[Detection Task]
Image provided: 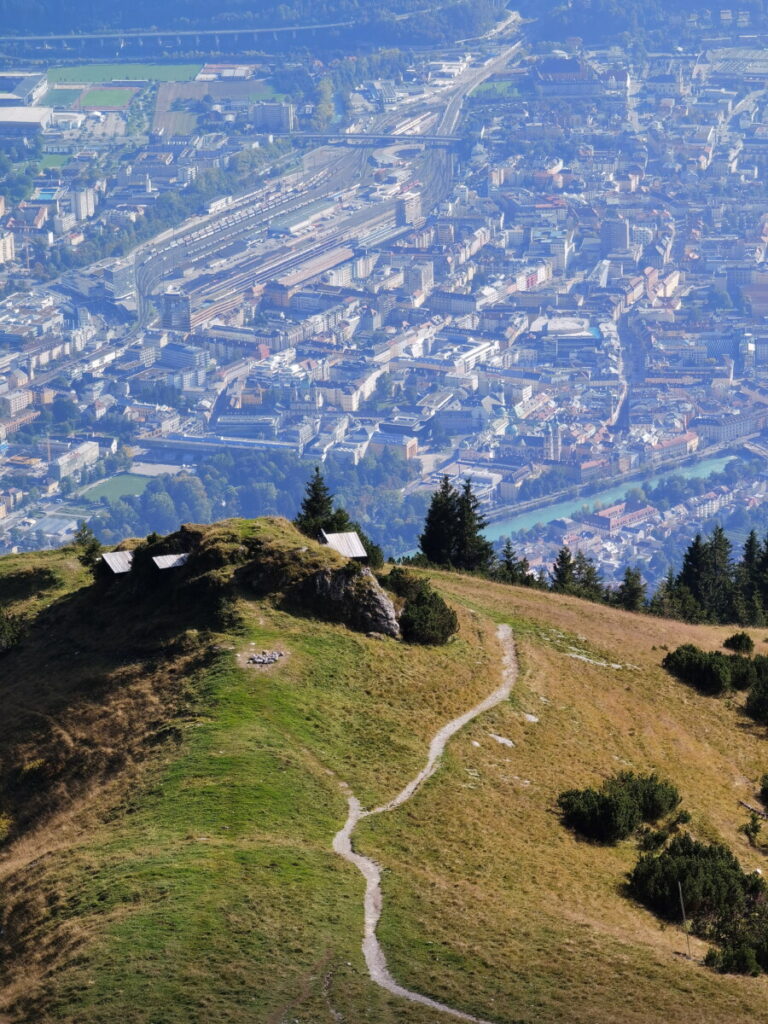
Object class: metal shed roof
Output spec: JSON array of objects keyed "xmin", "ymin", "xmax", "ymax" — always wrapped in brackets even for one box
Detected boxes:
[
  {"xmin": 320, "ymin": 530, "xmax": 367, "ymax": 559},
  {"xmin": 152, "ymin": 552, "xmax": 190, "ymax": 570},
  {"xmin": 101, "ymin": 550, "xmax": 134, "ymax": 574}
]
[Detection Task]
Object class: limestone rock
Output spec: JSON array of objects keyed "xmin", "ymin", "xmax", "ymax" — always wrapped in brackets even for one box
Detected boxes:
[{"xmin": 306, "ymin": 567, "xmax": 400, "ymax": 638}]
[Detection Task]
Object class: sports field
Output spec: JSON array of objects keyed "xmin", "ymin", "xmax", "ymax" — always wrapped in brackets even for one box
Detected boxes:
[
  {"xmin": 42, "ymin": 87, "xmax": 81, "ymax": 108},
  {"xmin": 48, "ymin": 63, "xmax": 202, "ymax": 84},
  {"xmin": 78, "ymin": 87, "xmax": 137, "ymax": 109},
  {"xmin": 82, "ymin": 473, "xmax": 150, "ymax": 501},
  {"xmin": 153, "ymin": 78, "xmax": 281, "ymax": 134},
  {"xmin": 39, "ymin": 154, "xmax": 70, "ymax": 169}
]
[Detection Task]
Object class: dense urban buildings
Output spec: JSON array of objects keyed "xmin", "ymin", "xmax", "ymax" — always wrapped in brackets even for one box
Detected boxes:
[{"xmin": 2, "ymin": 11, "xmax": 768, "ymax": 584}]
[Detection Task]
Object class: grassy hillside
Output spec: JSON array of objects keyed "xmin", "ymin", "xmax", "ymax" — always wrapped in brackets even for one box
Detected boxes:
[{"xmin": 2, "ymin": 519, "xmax": 768, "ymax": 1022}]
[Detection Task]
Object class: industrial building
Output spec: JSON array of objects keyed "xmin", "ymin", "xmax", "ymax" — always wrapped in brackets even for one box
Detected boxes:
[
  {"xmin": 251, "ymin": 102, "xmax": 296, "ymax": 132},
  {"xmin": 0, "ymin": 71, "xmax": 48, "ymax": 106},
  {"xmin": 0, "ymin": 106, "xmax": 53, "ymax": 138},
  {"xmin": 160, "ymin": 289, "xmax": 192, "ymax": 332},
  {"xmin": 0, "ymin": 231, "xmax": 15, "ymax": 265}
]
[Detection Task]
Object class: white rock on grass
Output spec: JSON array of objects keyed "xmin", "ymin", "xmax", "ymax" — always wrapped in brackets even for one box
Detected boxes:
[{"xmin": 488, "ymin": 733, "xmax": 515, "ymax": 747}]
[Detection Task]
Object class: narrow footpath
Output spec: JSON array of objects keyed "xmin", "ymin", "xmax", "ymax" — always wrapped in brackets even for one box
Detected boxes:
[{"xmin": 333, "ymin": 623, "xmax": 518, "ymax": 1023}]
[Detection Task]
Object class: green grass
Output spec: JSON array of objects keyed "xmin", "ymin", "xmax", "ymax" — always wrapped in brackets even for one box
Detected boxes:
[
  {"xmin": 48, "ymin": 63, "xmax": 202, "ymax": 84},
  {"xmin": 243, "ymin": 82, "xmax": 281, "ymax": 100},
  {"xmin": 41, "ymin": 87, "xmax": 81, "ymax": 108},
  {"xmin": 78, "ymin": 87, "xmax": 137, "ymax": 109},
  {"xmin": 82, "ymin": 473, "xmax": 151, "ymax": 502},
  {"xmin": 35, "ymin": 654, "xmax": 367, "ymax": 1023},
  {"xmin": 39, "ymin": 153, "xmax": 70, "ymax": 169},
  {"xmin": 0, "ymin": 521, "xmax": 502, "ymax": 1022},
  {"xmin": 9, "ymin": 592, "xmax": 495, "ymax": 1022},
  {"xmin": 361, "ymin": 572, "xmax": 768, "ymax": 1022},
  {"xmin": 471, "ymin": 78, "xmax": 519, "ymax": 97},
  {"xmin": 8, "ymin": 522, "xmax": 768, "ymax": 1022},
  {"xmin": 0, "ymin": 547, "xmax": 87, "ymax": 618}
]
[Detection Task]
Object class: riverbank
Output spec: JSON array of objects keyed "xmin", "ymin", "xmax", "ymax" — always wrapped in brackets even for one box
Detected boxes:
[{"xmin": 484, "ymin": 454, "xmax": 738, "ymax": 542}]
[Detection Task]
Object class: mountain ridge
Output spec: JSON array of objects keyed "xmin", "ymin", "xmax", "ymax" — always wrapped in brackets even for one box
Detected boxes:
[{"xmin": 2, "ymin": 518, "xmax": 768, "ymax": 1022}]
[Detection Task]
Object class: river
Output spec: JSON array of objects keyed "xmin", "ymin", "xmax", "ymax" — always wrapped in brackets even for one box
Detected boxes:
[{"xmin": 483, "ymin": 455, "xmax": 737, "ymax": 542}]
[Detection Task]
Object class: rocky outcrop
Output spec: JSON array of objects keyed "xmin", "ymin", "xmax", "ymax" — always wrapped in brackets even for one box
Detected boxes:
[
  {"xmin": 305, "ymin": 567, "xmax": 400, "ymax": 638},
  {"xmin": 231, "ymin": 529, "xmax": 400, "ymax": 638}
]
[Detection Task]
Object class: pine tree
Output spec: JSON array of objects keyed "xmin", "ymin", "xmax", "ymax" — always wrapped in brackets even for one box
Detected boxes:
[
  {"xmin": 734, "ymin": 530, "xmax": 762, "ymax": 625},
  {"xmin": 678, "ymin": 533, "xmax": 707, "ymax": 609},
  {"xmin": 755, "ymin": 531, "xmax": 768, "ymax": 614},
  {"xmin": 294, "ymin": 467, "xmax": 382, "ymax": 566},
  {"xmin": 74, "ymin": 520, "xmax": 102, "ymax": 574},
  {"xmin": 648, "ymin": 568, "xmax": 679, "ymax": 619},
  {"xmin": 616, "ymin": 566, "xmax": 647, "ymax": 611},
  {"xmin": 497, "ymin": 539, "xmax": 532, "ymax": 585},
  {"xmin": 294, "ymin": 467, "xmax": 335, "ymax": 538},
  {"xmin": 352, "ymin": 525, "xmax": 384, "ymax": 568},
  {"xmin": 750, "ymin": 593, "xmax": 766, "ymax": 628},
  {"xmin": 419, "ymin": 476, "xmax": 460, "ymax": 566},
  {"xmin": 743, "ymin": 529, "xmax": 760, "ymax": 583},
  {"xmin": 500, "ymin": 539, "xmax": 517, "ymax": 575},
  {"xmin": 550, "ymin": 546, "xmax": 576, "ymax": 593},
  {"xmin": 651, "ymin": 562, "xmax": 709, "ymax": 624},
  {"xmin": 572, "ymin": 550, "xmax": 604, "ymax": 602},
  {"xmin": 702, "ymin": 526, "xmax": 734, "ymax": 623},
  {"xmin": 454, "ymin": 479, "xmax": 494, "ymax": 572}
]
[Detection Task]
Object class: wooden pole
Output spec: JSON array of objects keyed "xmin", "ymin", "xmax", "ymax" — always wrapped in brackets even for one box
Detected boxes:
[{"xmin": 678, "ymin": 880, "xmax": 692, "ymax": 959}]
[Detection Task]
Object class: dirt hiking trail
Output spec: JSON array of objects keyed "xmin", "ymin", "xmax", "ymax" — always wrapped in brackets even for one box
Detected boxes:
[{"xmin": 333, "ymin": 622, "xmax": 517, "ymax": 1023}]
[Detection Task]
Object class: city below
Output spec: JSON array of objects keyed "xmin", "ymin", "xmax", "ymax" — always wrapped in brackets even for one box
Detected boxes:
[{"xmin": 2, "ymin": 8, "xmax": 768, "ymax": 587}]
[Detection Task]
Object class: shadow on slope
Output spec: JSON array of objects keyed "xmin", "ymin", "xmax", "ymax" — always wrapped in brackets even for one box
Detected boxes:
[{"xmin": 0, "ymin": 516, "xmax": 400, "ymax": 846}]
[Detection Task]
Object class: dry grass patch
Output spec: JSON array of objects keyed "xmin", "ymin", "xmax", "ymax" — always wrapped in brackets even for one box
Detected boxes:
[{"xmin": 359, "ymin": 574, "xmax": 768, "ymax": 1022}]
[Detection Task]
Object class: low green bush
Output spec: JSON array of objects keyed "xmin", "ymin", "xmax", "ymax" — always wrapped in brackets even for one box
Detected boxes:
[
  {"xmin": 730, "ymin": 657, "xmax": 758, "ymax": 691},
  {"xmin": 628, "ymin": 832, "xmax": 757, "ymax": 922},
  {"xmin": 557, "ymin": 771, "xmax": 681, "ymax": 844},
  {"xmin": 662, "ymin": 644, "xmax": 731, "ymax": 694},
  {"xmin": 662, "ymin": 644, "xmax": 760, "ymax": 695},
  {"xmin": 611, "ymin": 771, "xmax": 680, "ymax": 820},
  {"xmin": 385, "ymin": 566, "xmax": 424, "ymax": 603},
  {"xmin": 629, "ymin": 832, "xmax": 768, "ymax": 975},
  {"xmin": 707, "ymin": 944, "xmax": 761, "ymax": 976},
  {"xmin": 724, "ymin": 631, "xmax": 755, "ymax": 654},
  {"xmin": 746, "ymin": 675, "xmax": 768, "ymax": 725},
  {"xmin": 558, "ymin": 786, "xmax": 640, "ymax": 843},
  {"xmin": 638, "ymin": 827, "xmax": 668, "ymax": 852},
  {"xmin": 0, "ymin": 610, "xmax": 26, "ymax": 655},
  {"xmin": 399, "ymin": 583, "xmax": 458, "ymax": 645},
  {"xmin": 753, "ymin": 654, "xmax": 768, "ymax": 682},
  {"xmin": 385, "ymin": 568, "xmax": 459, "ymax": 646}
]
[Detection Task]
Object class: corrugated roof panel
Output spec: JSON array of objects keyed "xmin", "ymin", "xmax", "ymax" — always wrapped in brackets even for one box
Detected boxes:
[
  {"xmin": 320, "ymin": 530, "xmax": 367, "ymax": 559},
  {"xmin": 152, "ymin": 553, "xmax": 190, "ymax": 570},
  {"xmin": 102, "ymin": 551, "xmax": 134, "ymax": 574}
]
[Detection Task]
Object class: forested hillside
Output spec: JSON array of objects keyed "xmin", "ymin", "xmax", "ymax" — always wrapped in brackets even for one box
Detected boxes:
[
  {"xmin": 85, "ymin": 450, "xmax": 427, "ymax": 557},
  {"xmin": 0, "ymin": 0, "xmax": 500, "ymax": 41},
  {"xmin": 516, "ymin": 0, "xmax": 767, "ymax": 44}
]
